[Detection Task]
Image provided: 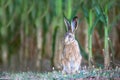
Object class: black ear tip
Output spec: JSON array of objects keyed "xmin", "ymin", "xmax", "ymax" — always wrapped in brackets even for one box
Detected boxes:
[
  {"xmin": 73, "ymin": 16, "xmax": 78, "ymax": 21},
  {"xmin": 74, "ymin": 16, "xmax": 78, "ymax": 18}
]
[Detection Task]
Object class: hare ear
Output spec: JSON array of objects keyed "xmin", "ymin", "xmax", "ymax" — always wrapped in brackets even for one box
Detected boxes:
[
  {"xmin": 71, "ymin": 16, "xmax": 78, "ymax": 33},
  {"xmin": 64, "ymin": 17, "xmax": 71, "ymax": 31}
]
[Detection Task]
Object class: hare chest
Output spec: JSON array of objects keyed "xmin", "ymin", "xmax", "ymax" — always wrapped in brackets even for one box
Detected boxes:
[
  {"xmin": 62, "ymin": 41, "xmax": 82, "ymax": 73},
  {"xmin": 63, "ymin": 41, "xmax": 81, "ymax": 61}
]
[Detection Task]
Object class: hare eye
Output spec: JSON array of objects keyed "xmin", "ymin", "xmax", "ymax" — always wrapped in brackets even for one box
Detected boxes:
[{"xmin": 69, "ymin": 35, "xmax": 72, "ymax": 38}]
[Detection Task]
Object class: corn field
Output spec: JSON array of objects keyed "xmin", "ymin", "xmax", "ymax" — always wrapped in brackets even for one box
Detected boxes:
[{"xmin": 0, "ymin": 0, "xmax": 120, "ymax": 72}]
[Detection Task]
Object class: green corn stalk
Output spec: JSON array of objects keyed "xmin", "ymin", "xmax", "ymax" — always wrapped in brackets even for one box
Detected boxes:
[
  {"xmin": 51, "ymin": 26, "xmax": 59, "ymax": 68},
  {"xmin": 67, "ymin": 0, "xmax": 72, "ymax": 19},
  {"xmin": 104, "ymin": 5, "xmax": 110, "ymax": 69},
  {"xmin": 0, "ymin": 0, "xmax": 8, "ymax": 67},
  {"xmin": 34, "ymin": 0, "xmax": 49, "ymax": 70},
  {"xmin": 104, "ymin": 25, "xmax": 110, "ymax": 68},
  {"xmin": 51, "ymin": 0, "xmax": 62, "ymax": 68},
  {"xmin": 97, "ymin": 0, "xmax": 115, "ymax": 69},
  {"xmin": 20, "ymin": 0, "xmax": 31, "ymax": 63},
  {"xmin": 82, "ymin": 9, "xmax": 94, "ymax": 67},
  {"xmin": 82, "ymin": 4, "xmax": 94, "ymax": 67},
  {"xmin": 94, "ymin": 0, "xmax": 116, "ymax": 68},
  {"xmin": 88, "ymin": 10, "xmax": 93, "ymax": 67},
  {"xmin": 95, "ymin": 0, "xmax": 119, "ymax": 69},
  {"xmin": 55, "ymin": 0, "xmax": 62, "ymax": 16},
  {"xmin": 81, "ymin": 0, "xmax": 103, "ymax": 67},
  {"xmin": 63, "ymin": 0, "xmax": 72, "ymax": 19}
]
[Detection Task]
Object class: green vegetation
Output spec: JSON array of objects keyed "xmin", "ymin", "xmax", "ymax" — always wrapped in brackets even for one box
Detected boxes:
[
  {"xmin": 0, "ymin": 68, "xmax": 120, "ymax": 79},
  {"xmin": 0, "ymin": 0, "xmax": 120, "ymax": 74}
]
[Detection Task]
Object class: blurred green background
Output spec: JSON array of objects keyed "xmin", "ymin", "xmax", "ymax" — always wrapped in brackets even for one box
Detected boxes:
[{"xmin": 0, "ymin": 0, "xmax": 120, "ymax": 72}]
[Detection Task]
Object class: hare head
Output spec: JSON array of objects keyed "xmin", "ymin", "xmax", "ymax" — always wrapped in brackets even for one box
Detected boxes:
[{"xmin": 64, "ymin": 16, "xmax": 78, "ymax": 45}]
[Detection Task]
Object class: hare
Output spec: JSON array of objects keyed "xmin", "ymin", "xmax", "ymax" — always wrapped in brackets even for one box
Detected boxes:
[{"xmin": 61, "ymin": 16, "xmax": 82, "ymax": 74}]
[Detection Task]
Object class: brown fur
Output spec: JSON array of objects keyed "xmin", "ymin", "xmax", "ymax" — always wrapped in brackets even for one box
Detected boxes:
[
  {"xmin": 61, "ymin": 40, "xmax": 82, "ymax": 74},
  {"xmin": 61, "ymin": 16, "xmax": 82, "ymax": 74}
]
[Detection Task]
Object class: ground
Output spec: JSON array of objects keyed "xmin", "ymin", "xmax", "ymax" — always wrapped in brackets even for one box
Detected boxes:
[{"xmin": 0, "ymin": 68, "xmax": 120, "ymax": 80}]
